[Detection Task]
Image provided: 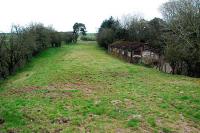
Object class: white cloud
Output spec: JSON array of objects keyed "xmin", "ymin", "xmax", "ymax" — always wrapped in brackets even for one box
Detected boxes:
[{"xmin": 0, "ymin": 0, "xmax": 168, "ymax": 33}]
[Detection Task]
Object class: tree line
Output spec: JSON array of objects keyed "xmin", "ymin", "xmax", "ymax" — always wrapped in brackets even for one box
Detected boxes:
[
  {"xmin": 97, "ymin": 0, "xmax": 200, "ymax": 77},
  {"xmin": 0, "ymin": 23, "xmax": 74, "ymax": 79},
  {"xmin": 0, "ymin": 21, "xmax": 87, "ymax": 80}
]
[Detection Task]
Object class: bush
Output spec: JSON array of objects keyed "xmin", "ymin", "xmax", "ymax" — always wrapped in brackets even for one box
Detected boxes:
[
  {"xmin": 50, "ymin": 32, "xmax": 62, "ymax": 47},
  {"xmin": 0, "ymin": 23, "xmax": 62, "ymax": 79},
  {"xmin": 60, "ymin": 32, "xmax": 74, "ymax": 44},
  {"xmin": 0, "ymin": 34, "xmax": 9, "ymax": 79},
  {"xmin": 97, "ymin": 28, "xmax": 115, "ymax": 48}
]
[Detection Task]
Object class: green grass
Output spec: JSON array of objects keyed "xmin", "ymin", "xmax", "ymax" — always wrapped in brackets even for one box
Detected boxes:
[
  {"xmin": 0, "ymin": 42, "xmax": 200, "ymax": 132},
  {"xmin": 127, "ymin": 119, "xmax": 140, "ymax": 128}
]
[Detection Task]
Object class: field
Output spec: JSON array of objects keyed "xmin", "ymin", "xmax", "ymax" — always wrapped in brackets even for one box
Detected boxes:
[
  {"xmin": 79, "ymin": 33, "xmax": 96, "ymax": 41},
  {"xmin": 0, "ymin": 41, "xmax": 200, "ymax": 132}
]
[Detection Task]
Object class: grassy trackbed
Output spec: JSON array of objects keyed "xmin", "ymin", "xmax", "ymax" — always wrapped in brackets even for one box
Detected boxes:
[{"xmin": 0, "ymin": 42, "xmax": 200, "ymax": 132}]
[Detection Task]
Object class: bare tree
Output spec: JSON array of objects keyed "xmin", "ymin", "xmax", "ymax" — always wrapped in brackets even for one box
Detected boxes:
[{"xmin": 160, "ymin": 0, "xmax": 200, "ymax": 76}]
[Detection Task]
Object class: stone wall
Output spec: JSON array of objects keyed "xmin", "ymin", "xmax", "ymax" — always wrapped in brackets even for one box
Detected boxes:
[
  {"xmin": 108, "ymin": 47, "xmax": 172, "ymax": 74},
  {"xmin": 108, "ymin": 47, "xmax": 141, "ymax": 63}
]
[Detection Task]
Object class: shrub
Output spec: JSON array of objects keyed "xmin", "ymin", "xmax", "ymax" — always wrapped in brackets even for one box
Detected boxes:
[
  {"xmin": 0, "ymin": 23, "xmax": 62, "ymax": 79},
  {"xmin": 60, "ymin": 32, "xmax": 74, "ymax": 44},
  {"xmin": 0, "ymin": 34, "xmax": 9, "ymax": 79},
  {"xmin": 50, "ymin": 32, "xmax": 62, "ymax": 47},
  {"xmin": 97, "ymin": 28, "xmax": 115, "ymax": 48}
]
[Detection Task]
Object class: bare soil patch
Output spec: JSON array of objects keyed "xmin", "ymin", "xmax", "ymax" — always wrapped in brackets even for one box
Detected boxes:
[
  {"xmin": 48, "ymin": 82, "xmax": 94, "ymax": 96},
  {"xmin": 52, "ymin": 117, "xmax": 70, "ymax": 124},
  {"xmin": 1, "ymin": 86, "xmax": 41, "ymax": 96}
]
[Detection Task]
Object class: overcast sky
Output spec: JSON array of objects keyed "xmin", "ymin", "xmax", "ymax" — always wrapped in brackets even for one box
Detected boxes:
[{"xmin": 0, "ymin": 0, "xmax": 168, "ymax": 33}]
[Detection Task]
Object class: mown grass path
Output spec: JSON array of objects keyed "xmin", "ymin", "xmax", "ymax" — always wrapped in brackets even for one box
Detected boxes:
[{"xmin": 0, "ymin": 42, "xmax": 200, "ymax": 132}]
